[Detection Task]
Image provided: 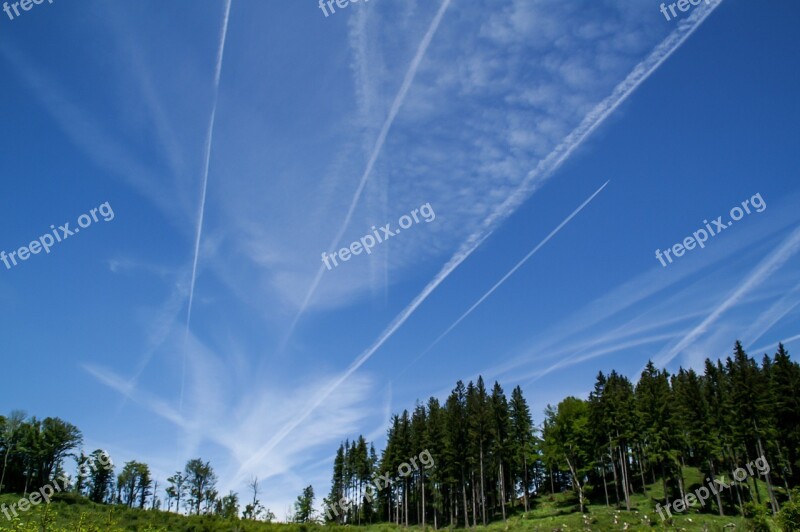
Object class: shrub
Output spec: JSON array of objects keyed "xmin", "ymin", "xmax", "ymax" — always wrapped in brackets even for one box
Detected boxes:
[
  {"xmin": 777, "ymin": 490, "xmax": 800, "ymax": 531},
  {"xmin": 744, "ymin": 501, "xmax": 771, "ymax": 532},
  {"xmin": 52, "ymin": 492, "xmax": 84, "ymax": 505}
]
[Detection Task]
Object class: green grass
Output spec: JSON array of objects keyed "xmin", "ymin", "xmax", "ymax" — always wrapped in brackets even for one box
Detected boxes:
[
  {"xmin": 506, "ymin": 489, "xmax": 753, "ymax": 531},
  {"xmin": 0, "ymin": 492, "xmax": 330, "ymax": 532},
  {"xmin": 0, "ymin": 467, "xmax": 784, "ymax": 531}
]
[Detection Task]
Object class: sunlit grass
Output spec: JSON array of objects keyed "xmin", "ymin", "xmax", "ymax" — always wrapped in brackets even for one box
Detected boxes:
[{"xmin": 0, "ymin": 467, "xmax": 782, "ymax": 532}]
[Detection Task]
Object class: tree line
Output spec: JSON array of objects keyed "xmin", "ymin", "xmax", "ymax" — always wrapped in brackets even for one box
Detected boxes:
[
  {"xmin": 324, "ymin": 341, "xmax": 800, "ymax": 527},
  {"xmin": 0, "ymin": 415, "xmax": 284, "ymax": 521},
  {"xmin": 2, "ymin": 340, "xmax": 799, "ymax": 527},
  {"xmin": 325, "ymin": 379, "xmax": 538, "ymax": 527}
]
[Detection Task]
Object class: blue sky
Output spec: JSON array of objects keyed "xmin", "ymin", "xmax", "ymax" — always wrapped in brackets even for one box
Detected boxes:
[{"xmin": 1, "ymin": 0, "xmax": 798, "ymax": 518}]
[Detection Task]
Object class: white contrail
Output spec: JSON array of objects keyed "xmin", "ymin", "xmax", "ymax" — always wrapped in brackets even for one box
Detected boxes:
[
  {"xmin": 452, "ymin": 0, "xmax": 724, "ymax": 261},
  {"xmin": 742, "ymin": 281, "xmax": 800, "ymax": 348},
  {"xmin": 181, "ymin": 0, "xmax": 232, "ymax": 411},
  {"xmin": 281, "ymin": 0, "xmax": 453, "ymax": 349},
  {"xmin": 654, "ymin": 226, "xmax": 800, "ymax": 368},
  {"xmin": 236, "ymin": 0, "xmax": 723, "ymax": 478},
  {"xmin": 400, "ymin": 181, "xmax": 610, "ymax": 376},
  {"xmin": 751, "ymin": 332, "xmax": 800, "ymax": 355}
]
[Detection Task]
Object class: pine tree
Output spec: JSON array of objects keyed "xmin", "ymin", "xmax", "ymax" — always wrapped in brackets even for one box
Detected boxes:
[
  {"xmin": 509, "ymin": 385, "xmax": 534, "ymax": 512},
  {"xmin": 770, "ymin": 343, "xmax": 800, "ymax": 485},
  {"xmin": 327, "ymin": 444, "xmax": 345, "ymax": 523},
  {"xmin": 444, "ymin": 381, "xmax": 468, "ymax": 527},
  {"xmin": 322, "ymin": 342, "xmax": 800, "ymax": 527},
  {"xmin": 635, "ymin": 362, "xmax": 675, "ymax": 505},
  {"xmin": 489, "ymin": 381, "xmax": 510, "ymax": 522},
  {"xmin": 467, "ymin": 377, "xmax": 491, "ymax": 526}
]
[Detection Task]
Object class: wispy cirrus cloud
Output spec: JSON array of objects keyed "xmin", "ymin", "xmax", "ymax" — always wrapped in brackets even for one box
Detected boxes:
[
  {"xmin": 243, "ymin": 0, "xmax": 725, "ymax": 477},
  {"xmin": 198, "ymin": 0, "xmax": 682, "ymax": 321},
  {"xmin": 54, "ymin": 0, "xmax": 791, "ymax": 517},
  {"xmin": 182, "ymin": 0, "xmax": 233, "ymax": 411},
  {"xmin": 473, "ymin": 212, "xmax": 800, "ymax": 393},
  {"xmin": 653, "ymin": 225, "xmax": 800, "ymax": 368},
  {"xmin": 281, "ymin": 0, "xmax": 453, "ymax": 349}
]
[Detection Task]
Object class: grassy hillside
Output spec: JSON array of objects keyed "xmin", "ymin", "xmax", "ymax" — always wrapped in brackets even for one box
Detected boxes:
[{"xmin": 0, "ymin": 471, "xmax": 783, "ymax": 532}]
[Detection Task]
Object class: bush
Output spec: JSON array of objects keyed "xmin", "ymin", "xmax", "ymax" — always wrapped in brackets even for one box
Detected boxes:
[
  {"xmin": 777, "ymin": 491, "xmax": 800, "ymax": 531},
  {"xmin": 744, "ymin": 501, "xmax": 771, "ymax": 532},
  {"xmin": 51, "ymin": 492, "xmax": 84, "ymax": 505}
]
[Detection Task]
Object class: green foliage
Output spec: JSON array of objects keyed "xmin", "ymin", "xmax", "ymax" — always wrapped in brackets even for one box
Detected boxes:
[
  {"xmin": 744, "ymin": 501, "xmax": 772, "ymax": 531},
  {"xmin": 117, "ymin": 460, "xmax": 152, "ymax": 508},
  {"xmin": 0, "ymin": 413, "xmax": 82, "ymax": 495},
  {"xmin": 85, "ymin": 449, "xmax": 114, "ymax": 503},
  {"xmin": 543, "ymin": 397, "xmax": 592, "ymax": 512},
  {"xmin": 3, "ymin": 341, "xmax": 799, "ymax": 530},
  {"xmin": 777, "ymin": 490, "xmax": 800, "ymax": 531},
  {"xmin": 184, "ymin": 458, "xmax": 217, "ymax": 515},
  {"xmin": 293, "ymin": 485, "xmax": 314, "ymax": 523}
]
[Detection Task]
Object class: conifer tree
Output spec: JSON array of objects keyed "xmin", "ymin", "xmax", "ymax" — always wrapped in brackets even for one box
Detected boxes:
[{"xmin": 509, "ymin": 385, "xmax": 534, "ymax": 512}]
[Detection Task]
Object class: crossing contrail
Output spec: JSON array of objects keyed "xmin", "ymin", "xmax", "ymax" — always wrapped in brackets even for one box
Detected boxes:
[
  {"xmin": 400, "ymin": 180, "xmax": 610, "ymax": 377},
  {"xmin": 280, "ymin": 0, "xmax": 453, "ymax": 350},
  {"xmin": 751, "ymin": 332, "xmax": 800, "ymax": 355},
  {"xmin": 654, "ymin": 225, "xmax": 800, "ymax": 368},
  {"xmin": 181, "ymin": 0, "xmax": 232, "ymax": 412},
  {"xmin": 234, "ymin": 0, "xmax": 724, "ymax": 479}
]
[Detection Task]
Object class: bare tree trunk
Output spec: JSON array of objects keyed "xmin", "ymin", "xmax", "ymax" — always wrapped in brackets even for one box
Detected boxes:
[
  {"xmin": 744, "ymin": 448, "xmax": 761, "ymax": 505},
  {"xmin": 756, "ymin": 437, "xmax": 778, "ymax": 514},
  {"xmin": 450, "ymin": 483, "xmax": 455, "ymax": 528},
  {"xmin": 0, "ymin": 449, "xmax": 10, "ymax": 493},
  {"xmin": 471, "ymin": 472, "xmax": 477, "ymax": 529},
  {"xmin": 462, "ymin": 476, "xmax": 470, "ymax": 529},
  {"xmin": 729, "ymin": 449, "xmax": 745, "ymax": 516},
  {"xmin": 777, "ymin": 447, "xmax": 792, "ymax": 497},
  {"xmin": 600, "ymin": 460, "xmax": 610, "ymax": 507},
  {"xmin": 638, "ymin": 445, "xmax": 648, "ymax": 495},
  {"xmin": 708, "ymin": 459, "xmax": 724, "ymax": 516},
  {"xmin": 434, "ymin": 489, "xmax": 438, "ymax": 529},
  {"xmin": 608, "ymin": 438, "xmax": 621, "ymax": 507},
  {"xmin": 499, "ymin": 462, "xmax": 507, "ymax": 522},
  {"xmin": 421, "ymin": 469, "xmax": 426, "ymax": 529},
  {"xmin": 479, "ymin": 445, "xmax": 486, "ymax": 526},
  {"xmin": 151, "ymin": 480, "xmax": 159, "ymax": 510},
  {"xmin": 734, "ymin": 480, "xmax": 745, "ymax": 516},
  {"xmin": 523, "ymin": 454, "xmax": 530, "ymax": 512},
  {"xmin": 565, "ymin": 457, "xmax": 585, "ymax": 514},
  {"xmin": 404, "ymin": 478, "xmax": 409, "ymax": 527},
  {"xmin": 618, "ymin": 444, "xmax": 630, "ymax": 511}
]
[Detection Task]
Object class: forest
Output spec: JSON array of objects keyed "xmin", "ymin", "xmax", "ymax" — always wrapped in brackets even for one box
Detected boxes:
[
  {"xmin": 324, "ymin": 341, "xmax": 800, "ymax": 529},
  {"xmin": 2, "ymin": 341, "xmax": 799, "ymax": 530}
]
